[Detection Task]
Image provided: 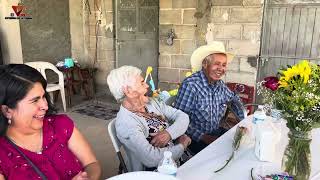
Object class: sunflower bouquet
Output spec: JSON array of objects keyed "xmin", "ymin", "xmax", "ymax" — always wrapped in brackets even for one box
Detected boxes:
[
  {"xmin": 258, "ymin": 60, "xmax": 320, "ymax": 179},
  {"xmin": 259, "ymin": 60, "xmax": 320, "ymax": 131}
]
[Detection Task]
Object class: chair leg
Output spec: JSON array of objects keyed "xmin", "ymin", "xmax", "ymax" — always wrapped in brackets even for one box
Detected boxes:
[
  {"xmin": 53, "ymin": 91, "xmax": 59, "ymax": 103},
  {"xmin": 118, "ymin": 163, "xmax": 123, "ymax": 174},
  {"xmin": 60, "ymin": 88, "xmax": 67, "ymax": 112},
  {"xmin": 48, "ymin": 92, "xmax": 54, "ymax": 104},
  {"xmin": 117, "ymin": 152, "xmax": 128, "ymax": 173},
  {"xmin": 66, "ymin": 85, "xmax": 72, "ymax": 107}
]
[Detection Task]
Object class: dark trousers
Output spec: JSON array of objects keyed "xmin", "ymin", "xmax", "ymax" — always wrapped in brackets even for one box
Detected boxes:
[
  {"xmin": 188, "ymin": 139, "xmax": 208, "ymax": 155},
  {"xmin": 188, "ymin": 127, "xmax": 228, "ymax": 155}
]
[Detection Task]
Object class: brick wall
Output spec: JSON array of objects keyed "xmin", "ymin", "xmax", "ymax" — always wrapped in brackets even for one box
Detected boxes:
[
  {"xmin": 209, "ymin": 0, "xmax": 262, "ymax": 86},
  {"xmin": 158, "ymin": 0, "xmax": 263, "ymax": 90},
  {"xmin": 88, "ymin": 0, "xmax": 114, "ymax": 86},
  {"xmin": 70, "ymin": 0, "xmax": 262, "ymax": 88},
  {"xmin": 158, "ymin": 0, "xmax": 197, "ymax": 90}
]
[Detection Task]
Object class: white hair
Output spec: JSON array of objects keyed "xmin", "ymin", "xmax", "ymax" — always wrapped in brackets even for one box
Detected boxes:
[{"xmin": 107, "ymin": 65, "xmax": 142, "ymax": 101}]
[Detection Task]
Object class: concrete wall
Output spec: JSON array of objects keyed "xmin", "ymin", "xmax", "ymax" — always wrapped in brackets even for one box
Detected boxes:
[
  {"xmin": 71, "ymin": 0, "xmax": 262, "ymax": 88},
  {"xmin": 69, "ymin": 0, "xmax": 87, "ymax": 65},
  {"xmin": 1, "ymin": 0, "xmax": 262, "ymax": 88},
  {"xmin": 0, "ymin": 0, "xmax": 23, "ymax": 64},
  {"xmin": 20, "ymin": 0, "xmax": 71, "ymax": 63},
  {"xmin": 70, "ymin": 0, "xmax": 114, "ymax": 87},
  {"xmin": 208, "ymin": 0, "xmax": 262, "ymax": 86},
  {"xmin": 158, "ymin": 0, "xmax": 263, "ymax": 90},
  {"xmin": 158, "ymin": 0, "xmax": 198, "ymax": 90}
]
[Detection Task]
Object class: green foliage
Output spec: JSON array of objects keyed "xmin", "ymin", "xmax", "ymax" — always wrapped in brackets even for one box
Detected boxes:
[{"xmin": 258, "ymin": 60, "xmax": 320, "ymax": 132}]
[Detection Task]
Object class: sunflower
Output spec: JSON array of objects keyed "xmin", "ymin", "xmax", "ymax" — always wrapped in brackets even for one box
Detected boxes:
[
  {"xmin": 296, "ymin": 60, "xmax": 311, "ymax": 83},
  {"xmin": 278, "ymin": 60, "xmax": 311, "ymax": 88}
]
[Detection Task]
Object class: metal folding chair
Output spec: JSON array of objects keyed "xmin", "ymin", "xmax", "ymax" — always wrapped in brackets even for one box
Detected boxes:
[{"xmin": 226, "ymin": 82, "xmax": 256, "ymax": 115}]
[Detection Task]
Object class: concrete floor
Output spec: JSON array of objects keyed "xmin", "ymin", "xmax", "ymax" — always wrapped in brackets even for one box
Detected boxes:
[{"xmin": 56, "ymin": 90, "xmax": 120, "ymax": 179}]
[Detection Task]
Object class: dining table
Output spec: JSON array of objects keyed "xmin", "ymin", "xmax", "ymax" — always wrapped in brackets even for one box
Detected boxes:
[
  {"xmin": 177, "ymin": 115, "xmax": 320, "ymax": 180},
  {"xmin": 107, "ymin": 171, "xmax": 178, "ymax": 180}
]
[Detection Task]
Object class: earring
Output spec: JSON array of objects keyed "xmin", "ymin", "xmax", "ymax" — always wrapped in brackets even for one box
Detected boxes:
[{"xmin": 8, "ymin": 118, "xmax": 11, "ymax": 125}]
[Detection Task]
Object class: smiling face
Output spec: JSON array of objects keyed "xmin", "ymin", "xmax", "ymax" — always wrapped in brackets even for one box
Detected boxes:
[
  {"xmin": 6, "ymin": 82, "xmax": 48, "ymax": 133},
  {"xmin": 203, "ymin": 53, "xmax": 227, "ymax": 83}
]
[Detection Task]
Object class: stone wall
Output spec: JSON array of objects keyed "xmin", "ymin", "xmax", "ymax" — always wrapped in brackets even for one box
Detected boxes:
[{"xmin": 158, "ymin": 0, "xmax": 263, "ymax": 90}]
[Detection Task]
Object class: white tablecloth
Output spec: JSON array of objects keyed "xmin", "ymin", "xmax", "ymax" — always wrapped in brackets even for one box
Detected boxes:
[
  {"xmin": 108, "ymin": 171, "xmax": 178, "ymax": 180},
  {"xmin": 177, "ymin": 116, "xmax": 320, "ymax": 180}
]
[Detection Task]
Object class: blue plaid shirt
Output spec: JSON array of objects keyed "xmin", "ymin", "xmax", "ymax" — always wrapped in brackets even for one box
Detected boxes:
[{"xmin": 174, "ymin": 70, "xmax": 244, "ymax": 142}]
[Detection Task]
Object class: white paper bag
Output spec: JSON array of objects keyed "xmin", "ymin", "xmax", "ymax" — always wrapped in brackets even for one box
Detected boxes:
[{"xmin": 254, "ymin": 121, "xmax": 280, "ymax": 162}]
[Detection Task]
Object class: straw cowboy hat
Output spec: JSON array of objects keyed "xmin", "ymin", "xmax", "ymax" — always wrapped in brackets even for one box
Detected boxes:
[{"xmin": 190, "ymin": 41, "xmax": 234, "ymax": 72}]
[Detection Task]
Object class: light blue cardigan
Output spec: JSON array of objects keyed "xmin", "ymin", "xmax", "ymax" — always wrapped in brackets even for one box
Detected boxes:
[{"xmin": 115, "ymin": 98, "xmax": 189, "ymax": 171}]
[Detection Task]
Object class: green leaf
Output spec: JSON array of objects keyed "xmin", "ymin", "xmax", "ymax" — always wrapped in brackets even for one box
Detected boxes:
[{"xmin": 313, "ymin": 122, "xmax": 320, "ymax": 129}]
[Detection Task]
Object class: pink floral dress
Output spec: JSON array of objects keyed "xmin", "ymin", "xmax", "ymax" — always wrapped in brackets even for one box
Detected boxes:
[{"xmin": 0, "ymin": 114, "xmax": 83, "ymax": 180}]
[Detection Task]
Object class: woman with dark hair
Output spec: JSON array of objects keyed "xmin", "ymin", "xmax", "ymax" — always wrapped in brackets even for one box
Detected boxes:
[{"xmin": 0, "ymin": 64, "xmax": 101, "ymax": 180}]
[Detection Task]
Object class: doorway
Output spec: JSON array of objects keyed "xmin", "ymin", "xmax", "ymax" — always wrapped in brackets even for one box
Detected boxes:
[{"xmin": 114, "ymin": 0, "xmax": 159, "ymax": 85}]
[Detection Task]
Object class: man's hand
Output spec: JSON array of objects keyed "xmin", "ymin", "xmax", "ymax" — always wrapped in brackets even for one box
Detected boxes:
[
  {"xmin": 72, "ymin": 171, "xmax": 89, "ymax": 180},
  {"xmin": 177, "ymin": 134, "xmax": 191, "ymax": 149},
  {"xmin": 150, "ymin": 130, "xmax": 171, "ymax": 147},
  {"xmin": 200, "ymin": 134, "xmax": 219, "ymax": 145}
]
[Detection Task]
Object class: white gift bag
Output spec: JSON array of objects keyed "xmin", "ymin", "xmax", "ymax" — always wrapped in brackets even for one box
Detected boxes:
[{"xmin": 254, "ymin": 121, "xmax": 281, "ymax": 162}]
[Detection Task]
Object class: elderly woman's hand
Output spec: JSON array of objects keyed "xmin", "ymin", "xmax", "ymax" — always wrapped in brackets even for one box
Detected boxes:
[
  {"xmin": 150, "ymin": 130, "xmax": 172, "ymax": 147},
  {"xmin": 177, "ymin": 134, "xmax": 191, "ymax": 150}
]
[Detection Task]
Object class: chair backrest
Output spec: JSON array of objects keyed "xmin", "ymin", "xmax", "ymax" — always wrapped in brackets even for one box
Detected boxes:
[
  {"xmin": 220, "ymin": 98, "xmax": 248, "ymax": 130},
  {"xmin": 107, "ymin": 119, "xmax": 128, "ymax": 173},
  {"xmin": 226, "ymin": 82, "xmax": 255, "ymax": 115},
  {"xmin": 25, "ymin": 61, "xmax": 60, "ymax": 80},
  {"xmin": 108, "ymin": 119, "xmax": 121, "ymax": 152},
  {"xmin": 25, "ymin": 61, "xmax": 64, "ymax": 87}
]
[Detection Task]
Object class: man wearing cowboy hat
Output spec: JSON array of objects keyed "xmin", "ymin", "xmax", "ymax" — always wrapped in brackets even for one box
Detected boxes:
[{"xmin": 174, "ymin": 41, "xmax": 244, "ymax": 154}]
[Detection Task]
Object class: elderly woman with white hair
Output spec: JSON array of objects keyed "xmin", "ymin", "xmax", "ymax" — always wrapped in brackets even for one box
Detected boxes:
[{"xmin": 107, "ymin": 65, "xmax": 191, "ymax": 172}]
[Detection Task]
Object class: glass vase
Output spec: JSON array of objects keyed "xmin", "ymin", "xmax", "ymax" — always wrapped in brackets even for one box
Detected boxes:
[{"xmin": 281, "ymin": 129, "xmax": 312, "ymax": 180}]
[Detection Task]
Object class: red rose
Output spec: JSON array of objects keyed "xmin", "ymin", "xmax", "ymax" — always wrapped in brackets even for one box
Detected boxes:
[{"xmin": 263, "ymin": 76, "xmax": 279, "ymax": 91}]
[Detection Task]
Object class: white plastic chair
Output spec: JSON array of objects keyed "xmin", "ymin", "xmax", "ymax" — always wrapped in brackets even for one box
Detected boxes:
[
  {"xmin": 25, "ymin": 61, "xmax": 66, "ymax": 112},
  {"xmin": 107, "ymin": 119, "xmax": 128, "ymax": 173}
]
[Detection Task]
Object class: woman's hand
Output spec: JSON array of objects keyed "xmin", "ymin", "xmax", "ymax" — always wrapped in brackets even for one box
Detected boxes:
[
  {"xmin": 177, "ymin": 134, "xmax": 191, "ymax": 149},
  {"xmin": 72, "ymin": 171, "xmax": 89, "ymax": 180},
  {"xmin": 150, "ymin": 130, "xmax": 171, "ymax": 147}
]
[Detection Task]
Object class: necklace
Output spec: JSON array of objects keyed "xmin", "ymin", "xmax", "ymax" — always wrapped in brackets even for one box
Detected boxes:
[{"xmin": 8, "ymin": 130, "xmax": 43, "ymax": 154}]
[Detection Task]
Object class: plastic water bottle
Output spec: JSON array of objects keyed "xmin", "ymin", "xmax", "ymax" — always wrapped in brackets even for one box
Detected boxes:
[
  {"xmin": 251, "ymin": 105, "xmax": 267, "ymax": 140},
  {"xmin": 253, "ymin": 105, "xmax": 266, "ymax": 124},
  {"xmin": 157, "ymin": 151, "xmax": 177, "ymax": 177}
]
